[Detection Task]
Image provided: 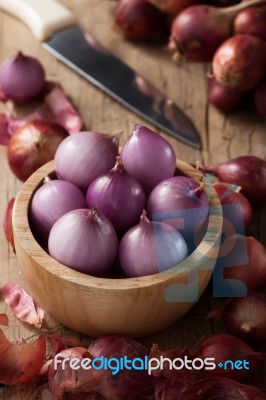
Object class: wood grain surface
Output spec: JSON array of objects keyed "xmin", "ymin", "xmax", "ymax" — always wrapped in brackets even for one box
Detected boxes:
[{"xmin": 0, "ymin": 0, "xmax": 265, "ymax": 398}]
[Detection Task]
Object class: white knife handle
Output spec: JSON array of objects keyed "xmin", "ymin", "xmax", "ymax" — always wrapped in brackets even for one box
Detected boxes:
[{"xmin": 0, "ymin": 0, "xmax": 75, "ymax": 41}]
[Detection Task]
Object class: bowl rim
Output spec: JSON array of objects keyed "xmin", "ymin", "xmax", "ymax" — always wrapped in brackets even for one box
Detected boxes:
[{"xmin": 12, "ymin": 159, "xmax": 223, "ymax": 290}]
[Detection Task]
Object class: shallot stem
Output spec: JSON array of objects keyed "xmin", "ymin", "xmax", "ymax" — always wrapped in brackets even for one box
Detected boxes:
[{"xmin": 221, "ymin": 0, "xmax": 266, "ymax": 17}]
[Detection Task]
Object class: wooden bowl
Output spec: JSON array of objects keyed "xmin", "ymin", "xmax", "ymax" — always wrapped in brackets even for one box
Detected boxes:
[{"xmin": 12, "ymin": 159, "xmax": 222, "ymax": 338}]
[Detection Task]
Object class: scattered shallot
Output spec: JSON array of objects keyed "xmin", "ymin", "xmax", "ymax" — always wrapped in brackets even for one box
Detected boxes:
[
  {"xmin": 200, "ymin": 156, "xmax": 266, "ymax": 205},
  {"xmin": 212, "ymin": 34, "xmax": 266, "ymax": 91},
  {"xmin": 234, "ymin": 6, "xmax": 266, "ymax": 41},
  {"xmin": 208, "ymin": 78, "xmax": 243, "ymax": 112},
  {"xmin": 7, "ymin": 120, "xmax": 69, "ymax": 181},
  {"xmin": 223, "ymin": 235, "xmax": 266, "ymax": 293},
  {"xmin": 0, "ymin": 52, "xmax": 45, "ymax": 103},
  {"xmin": 114, "ymin": 0, "xmax": 165, "ymax": 41},
  {"xmin": 195, "ymin": 333, "xmax": 262, "ymax": 381},
  {"xmin": 213, "ymin": 182, "xmax": 253, "ymax": 231},
  {"xmin": 211, "ymin": 292, "xmax": 266, "ymax": 343},
  {"xmin": 147, "ymin": 0, "xmax": 198, "ymax": 14}
]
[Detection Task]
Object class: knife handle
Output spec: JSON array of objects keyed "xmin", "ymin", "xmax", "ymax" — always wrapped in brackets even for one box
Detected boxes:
[{"xmin": 0, "ymin": 0, "xmax": 75, "ymax": 41}]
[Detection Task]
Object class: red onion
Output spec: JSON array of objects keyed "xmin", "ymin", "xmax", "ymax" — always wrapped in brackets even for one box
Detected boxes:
[
  {"xmin": 30, "ymin": 179, "xmax": 87, "ymax": 241},
  {"xmin": 48, "ymin": 208, "xmax": 118, "ymax": 275},
  {"xmin": 7, "ymin": 120, "xmax": 69, "ymax": 181},
  {"xmin": 218, "ymin": 293, "xmax": 266, "ymax": 343},
  {"xmin": 195, "ymin": 333, "xmax": 262, "ymax": 381},
  {"xmin": 254, "ymin": 78, "xmax": 266, "ymax": 118},
  {"xmin": 3, "ymin": 197, "xmax": 15, "ymax": 251},
  {"xmin": 121, "ymin": 125, "xmax": 176, "ymax": 194},
  {"xmin": 213, "ymin": 182, "xmax": 253, "ymax": 231},
  {"xmin": 147, "ymin": 176, "xmax": 209, "ymax": 249},
  {"xmin": 0, "ymin": 52, "xmax": 45, "ymax": 103},
  {"xmin": 224, "ymin": 235, "xmax": 266, "ymax": 292},
  {"xmin": 169, "ymin": 5, "xmax": 233, "ymax": 62},
  {"xmin": 234, "ymin": 7, "xmax": 266, "ymax": 41},
  {"xmin": 86, "ymin": 157, "xmax": 146, "ymax": 232},
  {"xmin": 212, "ymin": 34, "xmax": 266, "ymax": 91},
  {"xmin": 208, "ymin": 78, "xmax": 243, "ymax": 112},
  {"xmin": 55, "ymin": 131, "xmax": 119, "ymax": 191},
  {"xmin": 119, "ymin": 211, "xmax": 188, "ymax": 277},
  {"xmin": 201, "ymin": 156, "xmax": 266, "ymax": 205},
  {"xmin": 147, "ymin": 0, "xmax": 199, "ymax": 14},
  {"xmin": 114, "ymin": 0, "xmax": 165, "ymax": 41}
]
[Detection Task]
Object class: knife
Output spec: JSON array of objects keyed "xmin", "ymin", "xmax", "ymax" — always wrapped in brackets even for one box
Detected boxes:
[{"xmin": 0, "ymin": 0, "xmax": 201, "ymax": 149}]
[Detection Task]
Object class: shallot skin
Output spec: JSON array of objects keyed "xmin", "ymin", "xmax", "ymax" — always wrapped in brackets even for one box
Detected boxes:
[
  {"xmin": 212, "ymin": 34, "xmax": 266, "ymax": 91},
  {"xmin": 234, "ymin": 7, "xmax": 266, "ymax": 41},
  {"xmin": 170, "ymin": 5, "xmax": 232, "ymax": 62}
]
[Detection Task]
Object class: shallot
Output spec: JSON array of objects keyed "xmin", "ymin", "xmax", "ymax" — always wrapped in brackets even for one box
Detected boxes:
[
  {"xmin": 0, "ymin": 52, "xmax": 45, "ymax": 103},
  {"xmin": 208, "ymin": 78, "xmax": 243, "ymax": 112},
  {"xmin": 213, "ymin": 182, "xmax": 253, "ymax": 231},
  {"xmin": 30, "ymin": 179, "xmax": 87, "ymax": 241},
  {"xmin": 114, "ymin": 0, "xmax": 165, "ymax": 41},
  {"xmin": 55, "ymin": 131, "xmax": 119, "ymax": 191},
  {"xmin": 169, "ymin": 0, "xmax": 265, "ymax": 62},
  {"xmin": 119, "ymin": 211, "xmax": 188, "ymax": 277},
  {"xmin": 48, "ymin": 208, "xmax": 118, "ymax": 275},
  {"xmin": 195, "ymin": 333, "xmax": 262, "ymax": 381},
  {"xmin": 212, "ymin": 34, "xmax": 266, "ymax": 91},
  {"xmin": 147, "ymin": 176, "xmax": 209, "ymax": 248},
  {"xmin": 223, "ymin": 235, "xmax": 266, "ymax": 292},
  {"xmin": 86, "ymin": 157, "xmax": 146, "ymax": 232},
  {"xmin": 7, "ymin": 120, "xmax": 69, "ymax": 181},
  {"xmin": 234, "ymin": 6, "xmax": 266, "ymax": 41},
  {"xmin": 215, "ymin": 292, "xmax": 266, "ymax": 343},
  {"xmin": 121, "ymin": 125, "xmax": 176, "ymax": 194},
  {"xmin": 201, "ymin": 156, "xmax": 266, "ymax": 205}
]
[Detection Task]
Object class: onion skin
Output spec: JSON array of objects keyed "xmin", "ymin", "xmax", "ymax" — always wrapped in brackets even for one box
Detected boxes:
[
  {"xmin": 7, "ymin": 120, "xmax": 69, "ymax": 182},
  {"xmin": 201, "ymin": 156, "xmax": 266, "ymax": 205},
  {"xmin": 224, "ymin": 235, "xmax": 266, "ymax": 293},
  {"xmin": 86, "ymin": 157, "xmax": 146, "ymax": 232},
  {"xmin": 121, "ymin": 125, "xmax": 176, "ymax": 194},
  {"xmin": 0, "ymin": 52, "xmax": 45, "ymax": 103},
  {"xmin": 220, "ymin": 292, "xmax": 266, "ymax": 343},
  {"xmin": 30, "ymin": 180, "xmax": 87, "ymax": 241},
  {"xmin": 170, "ymin": 5, "xmax": 232, "ymax": 62},
  {"xmin": 212, "ymin": 34, "xmax": 266, "ymax": 91},
  {"xmin": 48, "ymin": 209, "xmax": 118, "ymax": 275},
  {"xmin": 147, "ymin": 0, "xmax": 199, "ymax": 14},
  {"xmin": 213, "ymin": 182, "xmax": 253, "ymax": 231},
  {"xmin": 119, "ymin": 211, "xmax": 188, "ymax": 277},
  {"xmin": 254, "ymin": 78, "xmax": 266, "ymax": 119},
  {"xmin": 234, "ymin": 7, "xmax": 266, "ymax": 41},
  {"xmin": 195, "ymin": 333, "xmax": 262, "ymax": 381},
  {"xmin": 208, "ymin": 78, "xmax": 243, "ymax": 112},
  {"xmin": 55, "ymin": 131, "xmax": 119, "ymax": 191},
  {"xmin": 114, "ymin": 0, "xmax": 166, "ymax": 41}
]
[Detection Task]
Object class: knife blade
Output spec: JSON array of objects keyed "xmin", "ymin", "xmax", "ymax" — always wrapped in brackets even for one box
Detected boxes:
[{"xmin": 0, "ymin": 0, "xmax": 202, "ymax": 149}]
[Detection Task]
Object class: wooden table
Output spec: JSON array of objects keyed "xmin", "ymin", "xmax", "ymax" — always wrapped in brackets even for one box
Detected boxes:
[{"xmin": 0, "ymin": 0, "xmax": 265, "ymax": 398}]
